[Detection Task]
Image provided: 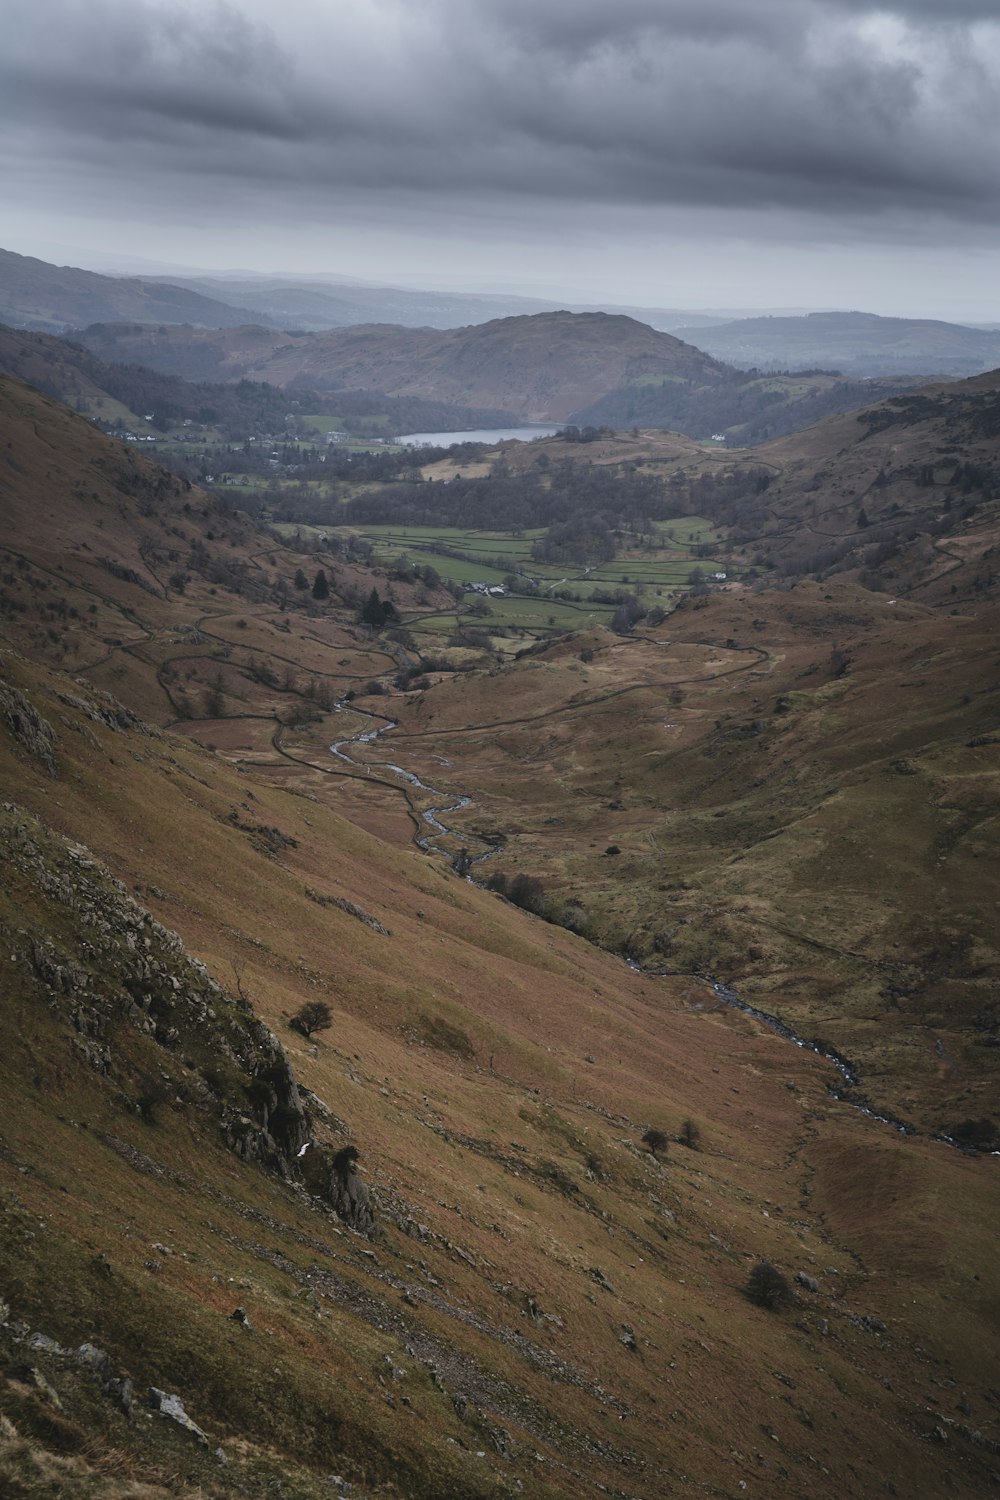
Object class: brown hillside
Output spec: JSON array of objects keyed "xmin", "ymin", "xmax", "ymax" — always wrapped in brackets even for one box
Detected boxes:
[
  {"xmin": 738, "ymin": 373, "xmax": 1000, "ymax": 603},
  {"xmin": 76, "ymin": 312, "xmax": 724, "ymax": 421},
  {"xmin": 0, "ymin": 376, "xmax": 998, "ymax": 1499},
  {"xmin": 377, "ymin": 581, "xmax": 1000, "ymax": 1138}
]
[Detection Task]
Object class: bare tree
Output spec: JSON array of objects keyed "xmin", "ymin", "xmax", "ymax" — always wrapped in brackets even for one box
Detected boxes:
[{"xmin": 290, "ymin": 1000, "xmax": 334, "ymax": 1039}]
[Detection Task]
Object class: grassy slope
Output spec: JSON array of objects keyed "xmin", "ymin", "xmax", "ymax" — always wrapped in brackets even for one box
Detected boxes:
[
  {"xmin": 739, "ymin": 377, "xmax": 1000, "ymax": 603},
  {"xmin": 379, "ymin": 582, "xmax": 1000, "ymax": 1134},
  {"xmin": 0, "ymin": 376, "xmax": 998, "ymax": 1497}
]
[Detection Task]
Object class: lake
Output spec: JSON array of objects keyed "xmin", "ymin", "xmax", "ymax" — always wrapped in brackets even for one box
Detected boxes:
[{"xmin": 395, "ymin": 425, "xmax": 560, "ymax": 447}]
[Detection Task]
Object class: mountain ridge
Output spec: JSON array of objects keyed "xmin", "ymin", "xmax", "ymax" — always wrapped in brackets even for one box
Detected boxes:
[
  {"xmin": 0, "ymin": 247, "xmax": 274, "ymax": 333},
  {"xmin": 673, "ymin": 308, "xmax": 1000, "ymax": 376},
  {"xmin": 75, "ymin": 311, "xmax": 725, "ymax": 421}
]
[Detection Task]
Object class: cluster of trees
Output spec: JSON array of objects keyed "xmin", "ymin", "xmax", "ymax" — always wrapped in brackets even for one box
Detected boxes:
[
  {"xmin": 359, "ymin": 587, "xmax": 397, "ymax": 629},
  {"xmin": 343, "ymin": 458, "xmax": 683, "ymax": 538},
  {"xmin": 485, "ymin": 870, "xmax": 549, "ymax": 915},
  {"xmin": 532, "ymin": 513, "xmax": 617, "ymax": 566}
]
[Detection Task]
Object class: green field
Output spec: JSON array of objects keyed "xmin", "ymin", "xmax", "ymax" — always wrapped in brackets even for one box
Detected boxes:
[
  {"xmin": 653, "ymin": 515, "xmax": 722, "ymax": 547},
  {"xmin": 337, "ymin": 523, "xmax": 731, "ymax": 595},
  {"xmin": 360, "ymin": 525, "xmax": 543, "ymax": 559}
]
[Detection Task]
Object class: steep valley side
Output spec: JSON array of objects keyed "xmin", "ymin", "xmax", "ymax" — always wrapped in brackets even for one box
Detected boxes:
[{"xmin": 0, "ymin": 374, "xmax": 998, "ymax": 1499}]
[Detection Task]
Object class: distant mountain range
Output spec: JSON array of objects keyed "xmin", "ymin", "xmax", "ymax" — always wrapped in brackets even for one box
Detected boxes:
[
  {"xmin": 71, "ymin": 312, "xmax": 920, "ymax": 438},
  {"xmin": 158, "ymin": 272, "xmax": 732, "ymax": 335},
  {"xmin": 672, "ymin": 309, "xmax": 1000, "ymax": 377},
  {"xmin": 5, "ymin": 248, "xmax": 1000, "ymax": 384},
  {"xmin": 0, "ymin": 245, "xmax": 725, "ymax": 336},
  {"xmin": 0, "ymin": 247, "xmax": 268, "ymax": 333}
]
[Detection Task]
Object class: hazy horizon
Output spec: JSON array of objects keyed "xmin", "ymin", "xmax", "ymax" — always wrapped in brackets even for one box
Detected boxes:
[{"xmin": 4, "ymin": 1, "xmax": 1000, "ymax": 322}]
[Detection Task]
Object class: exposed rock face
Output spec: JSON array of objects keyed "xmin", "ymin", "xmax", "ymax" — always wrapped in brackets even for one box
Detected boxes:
[
  {"xmin": 305, "ymin": 1145, "xmax": 377, "ymax": 1236},
  {"xmin": 0, "ymin": 678, "xmax": 57, "ymax": 775},
  {"xmin": 325, "ymin": 1160, "xmax": 376, "ymax": 1236},
  {"xmin": 53, "ymin": 685, "xmax": 156, "ymax": 737},
  {"xmin": 220, "ymin": 1038, "xmax": 310, "ymax": 1177},
  {"xmin": 0, "ymin": 801, "xmax": 312, "ymax": 1182}
]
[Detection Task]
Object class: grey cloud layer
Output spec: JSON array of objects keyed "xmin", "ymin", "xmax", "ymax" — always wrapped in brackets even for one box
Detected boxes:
[{"xmin": 4, "ymin": 0, "xmax": 999, "ymax": 225}]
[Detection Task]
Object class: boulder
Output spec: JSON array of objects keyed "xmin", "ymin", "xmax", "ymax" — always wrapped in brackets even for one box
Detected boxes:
[{"xmin": 149, "ymin": 1387, "xmax": 209, "ymax": 1445}]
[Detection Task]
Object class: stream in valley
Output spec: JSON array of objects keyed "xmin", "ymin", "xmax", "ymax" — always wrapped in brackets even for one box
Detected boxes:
[
  {"xmin": 330, "ymin": 703, "xmax": 497, "ymax": 864},
  {"xmin": 330, "ymin": 699, "xmax": 971, "ymax": 1151}
]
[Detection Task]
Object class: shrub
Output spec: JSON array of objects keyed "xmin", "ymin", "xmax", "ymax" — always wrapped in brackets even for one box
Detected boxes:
[
  {"xmin": 508, "ymin": 873, "xmax": 548, "ymax": 916},
  {"xmin": 745, "ymin": 1261, "xmax": 792, "ymax": 1310},
  {"xmin": 950, "ymin": 1117, "xmax": 999, "ymax": 1152},
  {"xmin": 642, "ymin": 1128, "xmax": 669, "ymax": 1159},
  {"xmin": 332, "ymin": 1144, "xmax": 359, "ymax": 1180}
]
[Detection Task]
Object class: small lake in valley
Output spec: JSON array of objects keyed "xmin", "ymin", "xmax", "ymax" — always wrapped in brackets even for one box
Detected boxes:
[{"xmin": 395, "ymin": 425, "xmax": 560, "ymax": 446}]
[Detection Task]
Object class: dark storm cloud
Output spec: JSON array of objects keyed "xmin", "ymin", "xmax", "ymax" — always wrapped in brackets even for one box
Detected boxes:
[{"xmin": 3, "ymin": 0, "xmax": 999, "ymax": 227}]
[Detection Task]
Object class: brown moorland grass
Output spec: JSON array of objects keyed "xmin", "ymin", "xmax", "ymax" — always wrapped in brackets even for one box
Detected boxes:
[
  {"xmin": 1, "ymin": 373, "xmax": 998, "ymax": 1497},
  {"xmin": 3, "ymin": 641, "xmax": 999, "ymax": 1499}
]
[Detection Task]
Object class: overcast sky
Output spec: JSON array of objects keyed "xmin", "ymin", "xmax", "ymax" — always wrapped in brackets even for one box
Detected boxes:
[{"xmin": 4, "ymin": 0, "xmax": 1000, "ymax": 317}]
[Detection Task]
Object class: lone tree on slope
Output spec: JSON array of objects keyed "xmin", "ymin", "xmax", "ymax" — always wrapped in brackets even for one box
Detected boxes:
[
  {"xmin": 642, "ymin": 1127, "xmax": 669, "ymax": 1160},
  {"xmin": 290, "ymin": 1000, "xmax": 334, "ymax": 1039}
]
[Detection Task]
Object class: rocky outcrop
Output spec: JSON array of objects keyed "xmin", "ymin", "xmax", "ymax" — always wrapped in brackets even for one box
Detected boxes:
[
  {"xmin": 0, "ymin": 802, "xmax": 313, "ymax": 1184},
  {"xmin": 53, "ymin": 684, "xmax": 156, "ymax": 737},
  {"xmin": 220, "ymin": 1035, "xmax": 310, "ymax": 1177},
  {"xmin": 302, "ymin": 1144, "xmax": 377, "ymax": 1236},
  {"xmin": 0, "ymin": 678, "xmax": 57, "ymax": 775},
  {"xmin": 149, "ymin": 1387, "xmax": 209, "ymax": 1444},
  {"xmin": 325, "ymin": 1159, "xmax": 376, "ymax": 1236}
]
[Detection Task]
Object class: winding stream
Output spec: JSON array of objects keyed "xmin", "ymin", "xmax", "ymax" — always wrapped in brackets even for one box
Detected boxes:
[
  {"xmin": 329, "ymin": 699, "xmax": 975, "ymax": 1152},
  {"xmin": 330, "ymin": 703, "xmax": 497, "ymax": 863}
]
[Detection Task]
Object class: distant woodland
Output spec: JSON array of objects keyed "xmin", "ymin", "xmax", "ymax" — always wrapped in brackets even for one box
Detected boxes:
[{"xmin": 574, "ymin": 367, "xmax": 918, "ymax": 444}]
